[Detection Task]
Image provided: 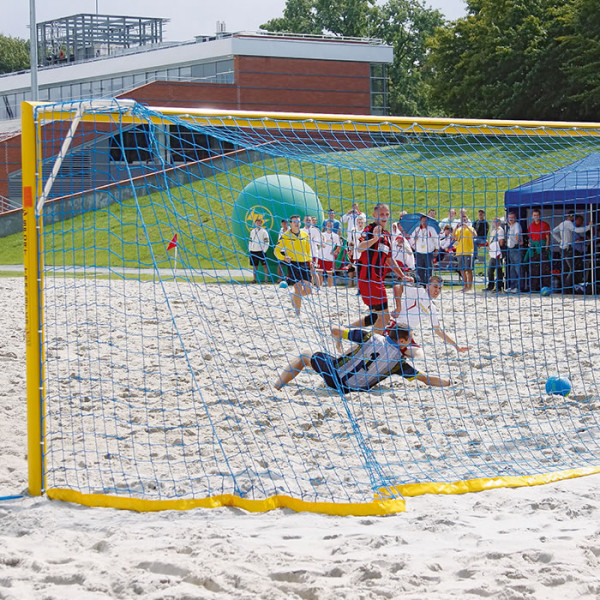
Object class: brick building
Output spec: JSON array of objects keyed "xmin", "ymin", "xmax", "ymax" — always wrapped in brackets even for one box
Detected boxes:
[{"xmin": 0, "ymin": 15, "xmax": 393, "ymax": 225}]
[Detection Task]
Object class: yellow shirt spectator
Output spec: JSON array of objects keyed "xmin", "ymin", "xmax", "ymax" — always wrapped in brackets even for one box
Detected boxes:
[
  {"xmin": 274, "ymin": 229, "xmax": 313, "ymax": 263},
  {"xmin": 453, "ymin": 225, "xmax": 477, "ymax": 256}
]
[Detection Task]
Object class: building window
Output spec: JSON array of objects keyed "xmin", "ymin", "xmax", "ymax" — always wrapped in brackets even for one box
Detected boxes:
[
  {"xmin": 370, "ymin": 64, "xmax": 389, "ymax": 116},
  {"xmin": 109, "ymin": 126, "xmax": 152, "ymax": 163}
]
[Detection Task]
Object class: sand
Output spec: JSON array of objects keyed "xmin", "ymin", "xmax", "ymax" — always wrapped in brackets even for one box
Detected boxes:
[{"xmin": 1, "ymin": 275, "xmax": 600, "ymax": 599}]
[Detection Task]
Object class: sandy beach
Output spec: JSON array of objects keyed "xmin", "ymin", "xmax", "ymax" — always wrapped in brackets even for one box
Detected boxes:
[{"xmin": 1, "ymin": 275, "xmax": 599, "ymax": 599}]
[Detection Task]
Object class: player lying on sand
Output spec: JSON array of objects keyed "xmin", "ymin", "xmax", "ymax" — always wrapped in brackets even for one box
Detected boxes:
[{"xmin": 274, "ymin": 324, "xmax": 451, "ymax": 393}]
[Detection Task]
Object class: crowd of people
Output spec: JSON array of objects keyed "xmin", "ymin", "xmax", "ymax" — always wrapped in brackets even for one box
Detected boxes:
[{"xmin": 248, "ymin": 204, "xmax": 597, "ymax": 303}]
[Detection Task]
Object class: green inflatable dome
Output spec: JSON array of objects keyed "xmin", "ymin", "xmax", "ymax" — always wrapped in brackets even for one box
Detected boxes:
[{"xmin": 231, "ymin": 175, "xmax": 324, "ymax": 254}]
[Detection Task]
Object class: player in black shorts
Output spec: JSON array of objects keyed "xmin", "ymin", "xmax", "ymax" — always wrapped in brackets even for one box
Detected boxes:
[{"xmin": 274, "ymin": 324, "xmax": 451, "ymax": 393}]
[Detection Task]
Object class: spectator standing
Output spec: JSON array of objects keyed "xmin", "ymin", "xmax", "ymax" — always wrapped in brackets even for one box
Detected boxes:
[
  {"xmin": 410, "ymin": 215, "xmax": 439, "ymax": 285},
  {"xmin": 438, "ymin": 224, "xmax": 456, "ymax": 269},
  {"xmin": 486, "ymin": 217, "xmax": 505, "ymax": 292},
  {"xmin": 316, "ymin": 222, "xmax": 341, "ymax": 287},
  {"xmin": 453, "ymin": 214, "xmax": 477, "ymax": 292},
  {"xmin": 391, "ymin": 222, "xmax": 415, "ymax": 275},
  {"xmin": 572, "ymin": 215, "xmax": 592, "ymax": 287},
  {"xmin": 459, "ymin": 208, "xmax": 472, "ymax": 227},
  {"xmin": 346, "ymin": 216, "xmax": 365, "ymax": 286},
  {"xmin": 473, "ymin": 210, "xmax": 489, "ymax": 262},
  {"xmin": 322, "ymin": 209, "xmax": 341, "ymax": 235},
  {"xmin": 341, "ymin": 203, "xmax": 367, "ymax": 237},
  {"xmin": 438, "ymin": 208, "xmax": 459, "ymax": 231},
  {"xmin": 248, "ymin": 217, "xmax": 270, "ymax": 283},
  {"xmin": 552, "ymin": 213, "xmax": 593, "ymax": 289},
  {"xmin": 505, "ymin": 212, "xmax": 523, "ymax": 293},
  {"xmin": 525, "ymin": 209, "xmax": 551, "ymax": 292}
]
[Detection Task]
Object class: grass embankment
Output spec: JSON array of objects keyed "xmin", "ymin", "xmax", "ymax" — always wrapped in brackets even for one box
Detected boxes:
[{"xmin": 0, "ymin": 134, "xmax": 594, "ymax": 270}]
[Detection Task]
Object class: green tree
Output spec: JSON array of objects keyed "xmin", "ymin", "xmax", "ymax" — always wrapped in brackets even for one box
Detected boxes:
[
  {"xmin": 426, "ymin": 0, "xmax": 599, "ymax": 121},
  {"xmin": 261, "ymin": 0, "xmax": 321, "ymax": 35},
  {"xmin": 371, "ymin": 0, "xmax": 444, "ymax": 115},
  {"xmin": 314, "ymin": 0, "xmax": 373, "ymax": 37},
  {"xmin": 0, "ymin": 34, "xmax": 29, "ymax": 75},
  {"xmin": 261, "ymin": 0, "xmax": 445, "ymax": 116},
  {"xmin": 557, "ymin": 0, "xmax": 600, "ymax": 121}
]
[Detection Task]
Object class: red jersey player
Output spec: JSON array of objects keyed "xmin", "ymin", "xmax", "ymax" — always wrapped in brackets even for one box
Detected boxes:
[{"xmin": 355, "ymin": 203, "xmax": 410, "ymax": 332}]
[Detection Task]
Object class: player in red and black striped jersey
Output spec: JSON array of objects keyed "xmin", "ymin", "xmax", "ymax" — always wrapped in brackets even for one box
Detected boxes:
[{"xmin": 355, "ymin": 204, "xmax": 412, "ymax": 332}]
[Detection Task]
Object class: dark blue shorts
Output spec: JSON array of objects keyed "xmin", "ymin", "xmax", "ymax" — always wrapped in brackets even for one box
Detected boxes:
[
  {"xmin": 310, "ymin": 352, "xmax": 349, "ymax": 394},
  {"xmin": 287, "ymin": 261, "xmax": 312, "ymax": 285}
]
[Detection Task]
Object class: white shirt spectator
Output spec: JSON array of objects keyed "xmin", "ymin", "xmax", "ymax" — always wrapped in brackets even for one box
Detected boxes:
[
  {"xmin": 342, "ymin": 209, "xmax": 367, "ymax": 235},
  {"xmin": 488, "ymin": 223, "xmax": 505, "ymax": 259},
  {"xmin": 396, "ymin": 285, "xmax": 439, "ymax": 330},
  {"xmin": 552, "ymin": 218, "xmax": 592, "ymax": 250},
  {"xmin": 438, "ymin": 217, "xmax": 461, "ymax": 231},
  {"xmin": 392, "ymin": 234, "xmax": 415, "ymax": 269},
  {"xmin": 309, "ymin": 226, "xmax": 322, "ymax": 259},
  {"xmin": 278, "ymin": 227, "xmax": 288, "ymax": 242},
  {"xmin": 319, "ymin": 231, "xmax": 341, "ymax": 261},
  {"xmin": 506, "ymin": 221, "xmax": 522, "ymax": 248},
  {"xmin": 410, "ymin": 225, "xmax": 440, "ymax": 254},
  {"xmin": 439, "ymin": 230, "xmax": 454, "ymax": 252},
  {"xmin": 248, "ymin": 227, "xmax": 270, "ymax": 253},
  {"xmin": 347, "ymin": 227, "xmax": 364, "ymax": 260}
]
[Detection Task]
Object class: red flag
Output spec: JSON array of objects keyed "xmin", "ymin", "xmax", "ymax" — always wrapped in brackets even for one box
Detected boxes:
[{"xmin": 167, "ymin": 234, "xmax": 178, "ymax": 251}]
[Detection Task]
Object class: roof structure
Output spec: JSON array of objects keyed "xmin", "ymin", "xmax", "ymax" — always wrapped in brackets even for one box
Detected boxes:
[
  {"xmin": 505, "ymin": 153, "xmax": 600, "ymax": 207},
  {"xmin": 37, "ymin": 14, "xmax": 168, "ymax": 66}
]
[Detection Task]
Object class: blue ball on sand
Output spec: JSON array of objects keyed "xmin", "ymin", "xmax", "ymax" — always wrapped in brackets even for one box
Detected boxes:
[
  {"xmin": 279, "ymin": 281, "xmax": 289, "ymax": 289},
  {"xmin": 545, "ymin": 376, "xmax": 571, "ymax": 396},
  {"xmin": 540, "ymin": 287, "xmax": 552, "ymax": 296}
]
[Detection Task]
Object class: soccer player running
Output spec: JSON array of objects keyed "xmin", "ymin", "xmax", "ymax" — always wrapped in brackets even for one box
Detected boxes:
[
  {"xmin": 274, "ymin": 323, "xmax": 451, "ymax": 393},
  {"xmin": 274, "ymin": 215, "xmax": 314, "ymax": 315},
  {"xmin": 392, "ymin": 275, "xmax": 470, "ymax": 359},
  {"xmin": 355, "ymin": 203, "xmax": 410, "ymax": 333}
]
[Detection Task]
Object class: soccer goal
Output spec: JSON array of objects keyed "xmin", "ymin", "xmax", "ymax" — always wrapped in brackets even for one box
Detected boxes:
[{"xmin": 23, "ymin": 99, "xmax": 600, "ymax": 515}]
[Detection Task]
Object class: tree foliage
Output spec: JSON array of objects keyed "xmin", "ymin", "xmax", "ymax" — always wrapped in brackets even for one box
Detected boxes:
[
  {"xmin": 261, "ymin": 0, "xmax": 444, "ymax": 116},
  {"xmin": 0, "ymin": 34, "xmax": 29, "ymax": 75},
  {"xmin": 426, "ymin": 0, "xmax": 600, "ymax": 121},
  {"xmin": 370, "ymin": 0, "xmax": 444, "ymax": 115}
]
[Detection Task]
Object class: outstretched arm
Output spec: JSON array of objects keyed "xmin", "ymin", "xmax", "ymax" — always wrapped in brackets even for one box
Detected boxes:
[
  {"xmin": 433, "ymin": 325, "xmax": 470, "ymax": 352},
  {"xmin": 274, "ymin": 353, "xmax": 312, "ymax": 389}
]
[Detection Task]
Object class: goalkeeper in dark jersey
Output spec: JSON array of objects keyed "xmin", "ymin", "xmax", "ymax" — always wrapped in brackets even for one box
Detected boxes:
[{"xmin": 273, "ymin": 324, "xmax": 450, "ymax": 393}]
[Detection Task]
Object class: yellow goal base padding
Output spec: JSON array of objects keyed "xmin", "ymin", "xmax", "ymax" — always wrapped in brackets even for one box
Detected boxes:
[{"xmin": 45, "ymin": 466, "xmax": 600, "ymax": 515}]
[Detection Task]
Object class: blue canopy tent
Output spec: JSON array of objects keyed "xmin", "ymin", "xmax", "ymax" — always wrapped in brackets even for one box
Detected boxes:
[
  {"xmin": 504, "ymin": 153, "xmax": 600, "ymax": 291},
  {"xmin": 504, "ymin": 153, "xmax": 600, "ymax": 209}
]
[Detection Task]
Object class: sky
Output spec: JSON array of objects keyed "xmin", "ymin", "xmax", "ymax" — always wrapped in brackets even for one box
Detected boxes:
[{"xmin": 3, "ymin": 0, "xmax": 466, "ymax": 41}]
